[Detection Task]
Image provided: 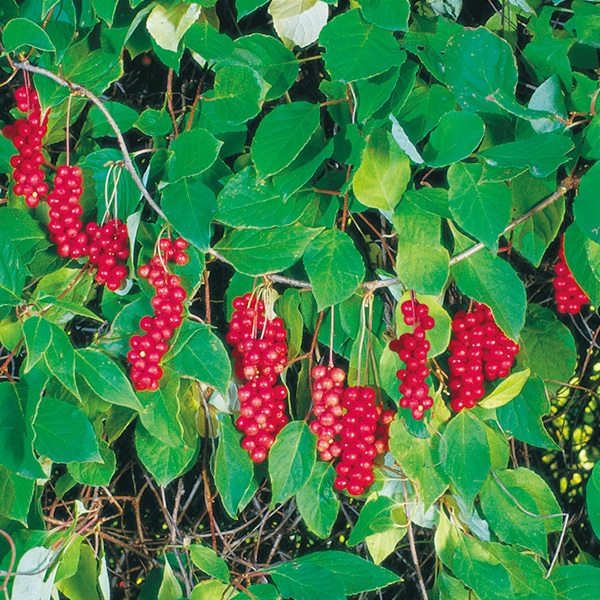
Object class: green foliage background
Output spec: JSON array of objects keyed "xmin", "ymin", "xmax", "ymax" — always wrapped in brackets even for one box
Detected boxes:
[{"xmin": 0, "ymin": 0, "xmax": 599, "ymax": 598}]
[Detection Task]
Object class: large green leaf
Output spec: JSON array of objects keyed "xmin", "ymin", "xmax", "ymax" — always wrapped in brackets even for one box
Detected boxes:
[
  {"xmin": 0, "ymin": 209, "xmax": 50, "ymax": 266},
  {"xmin": 422, "ymin": 112, "xmax": 485, "ymax": 167},
  {"xmin": 303, "ymin": 229, "xmax": 365, "ymax": 310},
  {"xmin": 479, "ymin": 133, "xmax": 574, "ymax": 178},
  {"xmin": 2, "ymin": 17, "xmax": 56, "ymax": 51},
  {"xmin": 353, "ymin": 129, "xmax": 411, "ymax": 211},
  {"xmin": 574, "ymin": 161, "xmax": 600, "ymax": 245},
  {"xmin": 161, "ymin": 179, "xmax": 216, "ymax": 252},
  {"xmin": 0, "ymin": 465, "xmax": 34, "ymax": 524},
  {"xmin": 298, "ymin": 551, "xmax": 401, "ymax": 595},
  {"xmin": 68, "ymin": 439, "xmax": 116, "ymax": 486},
  {"xmin": 445, "ymin": 27, "xmax": 517, "ymax": 115},
  {"xmin": 359, "ymin": 0, "xmax": 409, "ymax": 31},
  {"xmin": 355, "ymin": 67, "xmax": 401, "ymax": 124},
  {"xmin": 189, "ymin": 544, "xmax": 230, "ymax": 584},
  {"xmin": 320, "ymin": 9, "xmax": 405, "ymax": 82},
  {"xmin": 480, "ymin": 468, "xmax": 562, "ymax": 558},
  {"xmin": 184, "ymin": 22, "xmax": 235, "ymax": 63},
  {"xmin": 167, "ymin": 128, "xmax": 222, "ymax": 181},
  {"xmin": 270, "ymin": 562, "xmax": 346, "ymax": 600},
  {"xmin": 563, "ymin": 223, "xmax": 600, "ymax": 306},
  {"xmin": 296, "ymin": 462, "xmax": 339, "ymax": 539},
  {"xmin": 518, "ymin": 305, "xmax": 577, "ymax": 391},
  {"xmin": 214, "ymin": 224, "xmax": 321, "ymax": 276},
  {"xmin": 213, "ymin": 415, "xmax": 257, "ymax": 518},
  {"xmin": 347, "ymin": 495, "xmax": 404, "ymax": 546},
  {"xmin": 76, "ymin": 349, "xmax": 142, "ymax": 411},
  {"xmin": 0, "ymin": 241, "xmax": 26, "ymax": 309},
  {"xmin": 552, "ymin": 565, "xmax": 600, "ymax": 600},
  {"xmin": 451, "ymin": 229, "xmax": 527, "ymax": 341},
  {"xmin": 394, "ymin": 199, "xmax": 449, "ymax": 295},
  {"xmin": 442, "ymin": 411, "xmax": 490, "ymax": 507},
  {"xmin": 587, "ymin": 461, "xmax": 600, "ymax": 540},
  {"xmin": 448, "ymin": 162, "xmax": 512, "ymax": 252},
  {"xmin": 216, "ymin": 167, "xmax": 309, "ymax": 229},
  {"xmin": 389, "ymin": 418, "xmax": 449, "ymax": 509},
  {"xmin": 33, "ymin": 397, "xmax": 100, "ymax": 464},
  {"xmin": 496, "ymin": 375, "xmax": 559, "ymax": 450},
  {"xmin": 268, "ymin": 421, "xmax": 316, "ymax": 506},
  {"xmin": 168, "ymin": 325, "xmax": 231, "ymax": 396},
  {"xmin": 251, "ymin": 102, "xmax": 320, "ymax": 179}
]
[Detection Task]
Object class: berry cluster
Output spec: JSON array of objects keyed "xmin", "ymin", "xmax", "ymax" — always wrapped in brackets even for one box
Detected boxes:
[
  {"xmin": 46, "ymin": 166, "xmax": 86, "ymax": 258},
  {"xmin": 310, "ymin": 365, "xmax": 345, "ymax": 462},
  {"xmin": 553, "ymin": 239, "xmax": 589, "ymax": 315},
  {"xmin": 86, "ymin": 220, "xmax": 130, "ymax": 291},
  {"xmin": 127, "ymin": 238, "xmax": 189, "ymax": 391},
  {"xmin": 448, "ymin": 302, "xmax": 520, "ymax": 412},
  {"xmin": 225, "ymin": 293, "xmax": 289, "ymax": 462},
  {"xmin": 3, "ymin": 86, "xmax": 49, "ymax": 208},
  {"xmin": 390, "ymin": 298, "xmax": 435, "ymax": 420}
]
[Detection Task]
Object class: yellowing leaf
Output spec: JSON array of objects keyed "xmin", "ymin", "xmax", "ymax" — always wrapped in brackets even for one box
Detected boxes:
[
  {"xmin": 479, "ymin": 368, "xmax": 531, "ymax": 409},
  {"xmin": 147, "ymin": 3, "xmax": 202, "ymax": 53},
  {"xmin": 269, "ymin": 0, "xmax": 329, "ymax": 49}
]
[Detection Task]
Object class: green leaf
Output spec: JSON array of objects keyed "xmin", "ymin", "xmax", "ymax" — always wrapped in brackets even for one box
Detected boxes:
[
  {"xmin": 320, "ymin": 9, "xmax": 405, "ymax": 82},
  {"xmin": 23, "ymin": 316, "xmax": 52, "ymax": 373},
  {"xmin": 445, "ymin": 27, "xmax": 517, "ymax": 115},
  {"xmin": 360, "ymin": 0, "xmax": 409, "ymax": 31},
  {"xmin": 422, "ymin": 112, "xmax": 485, "ymax": 167},
  {"xmin": 552, "ymin": 565, "xmax": 600, "ymax": 600},
  {"xmin": 232, "ymin": 33, "xmax": 298, "ymax": 102},
  {"xmin": 355, "ymin": 67, "xmax": 401, "ymax": 124},
  {"xmin": 162, "ymin": 179, "xmax": 216, "ymax": 252},
  {"xmin": 251, "ymin": 102, "xmax": 320, "ymax": 179},
  {"xmin": 42, "ymin": 322, "xmax": 80, "ymax": 399},
  {"xmin": 443, "ymin": 411, "xmax": 490, "ymax": 506},
  {"xmin": 296, "ymin": 462, "xmax": 339, "ymax": 539},
  {"xmin": 167, "ymin": 128, "xmax": 222, "ymax": 180},
  {"xmin": 389, "ymin": 418, "xmax": 449, "ymax": 509},
  {"xmin": 269, "ymin": 421, "xmax": 316, "ymax": 506},
  {"xmin": 353, "ymin": 128, "xmax": 411, "ymax": 211},
  {"xmin": 33, "ymin": 397, "xmax": 100, "ymax": 463},
  {"xmin": 216, "ymin": 167, "xmax": 310, "ymax": 229},
  {"xmin": 567, "ymin": 1, "xmax": 600, "ymax": 49},
  {"xmin": 2, "ymin": 18, "xmax": 56, "ymax": 52},
  {"xmin": 518, "ymin": 304, "xmax": 577, "ymax": 391},
  {"xmin": 480, "ymin": 468, "xmax": 562, "ymax": 558},
  {"xmin": 213, "ymin": 415, "xmax": 257, "ymax": 518},
  {"xmin": 448, "ymin": 162, "xmax": 512, "ymax": 252},
  {"xmin": 210, "ymin": 64, "xmax": 265, "ymax": 125},
  {"xmin": 185, "ymin": 22, "xmax": 235, "ymax": 63},
  {"xmin": 0, "ymin": 241, "xmax": 26, "ymax": 308},
  {"xmin": 135, "ymin": 108, "xmax": 172, "ymax": 137},
  {"xmin": 303, "ymin": 229, "xmax": 365, "ymax": 310},
  {"xmin": 68, "ymin": 439, "xmax": 116, "ymax": 486},
  {"xmin": 497, "ymin": 375, "xmax": 559, "ymax": 451},
  {"xmin": 347, "ymin": 495, "xmax": 404, "ymax": 546},
  {"xmin": 87, "ymin": 101, "xmax": 138, "ymax": 138},
  {"xmin": 270, "ymin": 562, "xmax": 346, "ymax": 600},
  {"xmin": 511, "ymin": 172, "xmax": 563, "ymax": 267},
  {"xmin": 479, "ymin": 133, "xmax": 574, "ymax": 178},
  {"xmin": 451, "ymin": 228, "xmax": 527, "ymax": 341},
  {"xmin": 298, "ymin": 551, "xmax": 401, "ymax": 595},
  {"xmin": 236, "ymin": 0, "xmax": 268, "ymax": 19},
  {"xmin": 158, "ymin": 559, "xmax": 183, "ymax": 600},
  {"xmin": 564, "ymin": 223, "xmax": 600, "ymax": 306},
  {"xmin": 92, "ymin": 0, "xmax": 118, "ymax": 25},
  {"xmin": 168, "ymin": 325, "xmax": 232, "ymax": 396},
  {"xmin": 0, "ymin": 465, "xmax": 34, "ymax": 524},
  {"xmin": 75, "ymin": 349, "xmax": 143, "ymax": 412},
  {"xmin": 0, "ymin": 209, "xmax": 50, "ymax": 266},
  {"xmin": 574, "ymin": 161, "xmax": 600, "ymax": 245},
  {"xmin": 478, "ymin": 368, "xmax": 530, "ymax": 409},
  {"xmin": 214, "ymin": 224, "xmax": 321, "ymax": 276},
  {"xmin": 189, "ymin": 544, "xmax": 230, "ymax": 583},
  {"xmin": 146, "ymin": 2, "xmax": 201, "ymax": 52},
  {"xmin": 393, "ymin": 199, "xmax": 449, "ymax": 296},
  {"xmin": 587, "ymin": 461, "xmax": 600, "ymax": 540}
]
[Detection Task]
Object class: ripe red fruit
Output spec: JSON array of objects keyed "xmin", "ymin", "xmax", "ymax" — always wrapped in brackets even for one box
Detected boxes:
[
  {"xmin": 127, "ymin": 237, "xmax": 188, "ymax": 391},
  {"xmin": 226, "ymin": 293, "xmax": 289, "ymax": 462},
  {"xmin": 553, "ymin": 237, "xmax": 589, "ymax": 315},
  {"xmin": 390, "ymin": 297, "xmax": 435, "ymax": 420},
  {"xmin": 86, "ymin": 219, "xmax": 130, "ymax": 289}
]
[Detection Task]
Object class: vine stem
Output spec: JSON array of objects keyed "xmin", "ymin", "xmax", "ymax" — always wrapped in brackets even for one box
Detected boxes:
[{"xmin": 13, "ymin": 60, "xmax": 167, "ymax": 221}]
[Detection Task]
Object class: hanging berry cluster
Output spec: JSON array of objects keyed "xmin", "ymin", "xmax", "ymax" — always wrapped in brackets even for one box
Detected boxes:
[
  {"xmin": 225, "ymin": 293, "xmax": 289, "ymax": 463},
  {"xmin": 448, "ymin": 302, "xmax": 520, "ymax": 412},
  {"xmin": 310, "ymin": 365, "xmax": 395, "ymax": 496},
  {"xmin": 553, "ymin": 237, "xmax": 589, "ymax": 315},
  {"xmin": 86, "ymin": 220, "xmax": 130, "ymax": 291},
  {"xmin": 3, "ymin": 85, "xmax": 49, "ymax": 208},
  {"xmin": 390, "ymin": 297, "xmax": 435, "ymax": 420},
  {"xmin": 127, "ymin": 237, "xmax": 189, "ymax": 392}
]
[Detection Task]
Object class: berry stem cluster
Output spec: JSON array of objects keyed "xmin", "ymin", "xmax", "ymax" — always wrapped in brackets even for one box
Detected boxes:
[
  {"xmin": 390, "ymin": 297, "xmax": 435, "ymax": 420},
  {"xmin": 128, "ymin": 237, "xmax": 189, "ymax": 391},
  {"xmin": 448, "ymin": 302, "xmax": 519, "ymax": 412},
  {"xmin": 553, "ymin": 236, "xmax": 589, "ymax": 315},
  {"xmin": 225, "ymin": 293, "xmax": 289, "ymax": 462}
]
